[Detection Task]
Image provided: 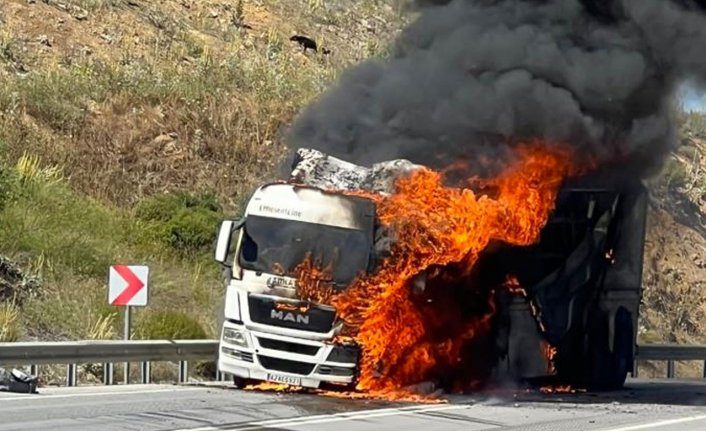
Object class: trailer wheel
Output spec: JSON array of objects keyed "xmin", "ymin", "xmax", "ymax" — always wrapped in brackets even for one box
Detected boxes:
[
  {"xmin": 587, "ymin": 308, "xmax": 633, "ymax": 391},
  {"xmin": 608, "ymin": 307, "xmax": 633, "ymax": 388}
]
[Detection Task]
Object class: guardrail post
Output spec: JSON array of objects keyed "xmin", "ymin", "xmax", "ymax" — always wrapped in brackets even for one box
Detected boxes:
[
  {"xmin": 667, "ymin": 360, "xmax": 675, "ymax": 379},
  {"xmin": 178, "ymin": 360, "xmax": 188, "ymax": 383},
  {"xmin": 103, "ymin": 363, "xmax": 114, "ymax": 385},
  {"xmin": 703, "ymin": 360, "xmax": 706, "ymax": 379},
  {"xmin": 141, "ymin": 361, "xmax": 151, "ymax": 384},
  {"xmin": 67, "ymin": 363, "xmax": 77, "ymax": 387},
  {"xmin": 30, "ymin": 364, "xmax": 38, "ymax": 377},
  {"xmin": 632, "ymin": 360, "xmax": 639, "ymax": 378}
]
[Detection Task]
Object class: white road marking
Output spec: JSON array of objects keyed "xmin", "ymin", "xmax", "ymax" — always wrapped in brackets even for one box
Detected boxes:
[
  {"xmin": 175, "ymin": 404, "xmax": 471, "ymax": 431},
  {"xmin": 0, "ymin": 386, "xmax": 203, "ymax": 401},
  {"xmin": 601, "ymin": 414, "xmax": 706, "ymax": 431}
]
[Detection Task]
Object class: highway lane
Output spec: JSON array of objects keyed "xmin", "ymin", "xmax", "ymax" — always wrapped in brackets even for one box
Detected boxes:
[{"xmin": 0, "ymin": 379, "xmax": 705, "ymax": 431}]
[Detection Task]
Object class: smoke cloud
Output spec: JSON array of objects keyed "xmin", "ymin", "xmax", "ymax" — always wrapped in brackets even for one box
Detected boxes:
[{"xmin": 285, "ymin": 0, "xmax": 706, "ymax": 178}]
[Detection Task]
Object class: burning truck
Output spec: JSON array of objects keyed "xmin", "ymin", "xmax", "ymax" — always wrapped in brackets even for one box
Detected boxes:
[
  {"xmin": 214, "ymin": 144, "xmax": 647, "ymax": 395},
  {"xmin": 212, "ymin": 0, "xmax": 706, "ymax": 397}
]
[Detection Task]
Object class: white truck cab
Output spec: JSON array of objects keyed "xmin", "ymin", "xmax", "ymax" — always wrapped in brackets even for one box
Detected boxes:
[{"xmin": 214, "ymin": 182, "xmax": 377, "ymax": 388}]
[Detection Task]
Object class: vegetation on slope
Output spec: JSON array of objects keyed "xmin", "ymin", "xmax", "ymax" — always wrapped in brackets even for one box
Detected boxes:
[
  {"xmin": 639, "ymin": 110, "xmax": 706, "ymax": 377},
  {"xmin": 0, "ymin": 0, "xmax": 404, "ymax": 347}
]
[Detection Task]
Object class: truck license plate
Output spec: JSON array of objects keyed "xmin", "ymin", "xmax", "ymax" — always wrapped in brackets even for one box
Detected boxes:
[{"xmin": 267, "ymin": 373, "xmax": 302, "ymax": 386}]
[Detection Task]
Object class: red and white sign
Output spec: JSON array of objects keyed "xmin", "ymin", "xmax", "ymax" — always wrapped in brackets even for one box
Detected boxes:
[{"xmin": 109, "ymin": 265, "xmax": 149, "ymax": 307}]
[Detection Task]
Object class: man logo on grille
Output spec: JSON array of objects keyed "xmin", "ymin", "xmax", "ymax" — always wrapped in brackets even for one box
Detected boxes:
[{"xmin": 270, "ymin": 309, "xmax": 310, "ymax": 325}]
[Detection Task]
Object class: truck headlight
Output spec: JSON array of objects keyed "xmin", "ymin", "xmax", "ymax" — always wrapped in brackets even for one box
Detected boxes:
[{"xmin": 223, "ymin": 328, "xmax": 249, "ymax": 347}]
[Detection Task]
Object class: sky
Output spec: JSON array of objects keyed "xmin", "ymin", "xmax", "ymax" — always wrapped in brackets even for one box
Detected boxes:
[{"xmin": 679, "ymin": 81, "xmax": 706, "ymax": 112}]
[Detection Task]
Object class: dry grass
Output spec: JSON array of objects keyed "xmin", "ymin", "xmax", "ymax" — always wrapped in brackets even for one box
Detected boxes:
[
  {"xmin": 637, "ymin": 111, "xmax": 706, "ymax": 378},
  {"xmin": 681, "ymin": 110, "xmax": 706, "ymax": 140},
  {"xmin": 0, "ymin": 302, "xmax": 21, "ymax": 342},
  {"xmin": 0, "ymin": 0, "xmax": 403, "ymax": 209}
]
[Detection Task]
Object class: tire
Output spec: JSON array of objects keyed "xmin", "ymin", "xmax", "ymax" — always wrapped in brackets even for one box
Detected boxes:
[
  {"xmin": 318, "ymin": 379, "xmax": 358, "ymax": 393},
  {"xmin": 586, "ymin": 307, "xmax": 633, "ymax": 391},
  {"xmin": 232, "ymin": 376, "xmax": 257, "ymax": 389},
  {"xmin": 606, "ymin": 307, "xmax": 633, "ymax": 389}
]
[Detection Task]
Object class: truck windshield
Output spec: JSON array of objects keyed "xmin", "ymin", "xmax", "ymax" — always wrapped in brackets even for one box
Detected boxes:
[{"xmin": 239, "ymin": 215, "xmax": 372, "ymax": 288}]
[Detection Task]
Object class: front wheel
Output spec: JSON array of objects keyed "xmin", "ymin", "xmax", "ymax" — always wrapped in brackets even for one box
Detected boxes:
[
  {"xmin": 232, "ymin": 376, "xmax": 257, "ymax": 389},
  {"xmin": 318, "ymin": 379, "xmax": 359, "ymax": 393}
]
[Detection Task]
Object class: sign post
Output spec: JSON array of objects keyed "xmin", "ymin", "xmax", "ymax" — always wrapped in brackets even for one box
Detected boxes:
[
  {"xmin": 123, "ymin": 305, "xmax": 131, "ymax": 384},
  {"xmin": 109, "ymin": 264, "xmax": 149, "ymax": 385}
]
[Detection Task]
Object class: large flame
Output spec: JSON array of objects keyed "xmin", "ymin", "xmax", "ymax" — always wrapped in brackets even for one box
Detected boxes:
[{"xmin": 295, "ymin": 142, "xmax": 577, "ymax": 397}]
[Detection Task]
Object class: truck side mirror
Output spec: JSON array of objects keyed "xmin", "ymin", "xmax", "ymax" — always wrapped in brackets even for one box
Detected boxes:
[{"xmin": 215, "ymin": 218, "xmax": 244, "ymax": 264}]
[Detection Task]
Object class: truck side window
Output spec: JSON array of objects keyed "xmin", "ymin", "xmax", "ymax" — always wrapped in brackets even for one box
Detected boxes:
[{"xmin": 241, "ymin": 230, "xmax": 258, "ymax": 263}]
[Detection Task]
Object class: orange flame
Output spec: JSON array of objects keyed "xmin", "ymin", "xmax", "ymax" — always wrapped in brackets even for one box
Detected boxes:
[
  {"xmin": 293, "ymin": 254, "xmax": 336, "ymax": 304},
  {"xmin": 541, "ymin": 340, "xmax": 558, "ymax": 375},
  {"xmin": 286, "ymin": 142, "xmax": 578, "ymax": 398},
  {"xmin": 539, "ymin": 385, "xmax": 576, "ymax": 394},
  {"xmin": 503, "ymin": 275, "xmax": 527, "ymax": 297},
  {"xmin": 243, "ymin": 382, "xmax": 446, "ymax": 403}
]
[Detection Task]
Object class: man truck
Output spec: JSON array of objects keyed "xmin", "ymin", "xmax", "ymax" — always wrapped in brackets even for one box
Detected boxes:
[{"xmin": 213, "ymin": 149, "xmax": 648, "ymax": 391}]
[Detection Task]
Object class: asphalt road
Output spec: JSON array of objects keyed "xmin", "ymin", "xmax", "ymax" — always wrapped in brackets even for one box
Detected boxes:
[{"xmin": 1, "ymin": 379, "xmax": 705, "ymax": 431}]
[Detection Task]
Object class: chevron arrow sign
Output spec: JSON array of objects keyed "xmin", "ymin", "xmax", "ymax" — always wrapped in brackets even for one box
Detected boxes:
[{"xmin": 109, "ymin": 265, "xmax": 149, "ymax": 307}]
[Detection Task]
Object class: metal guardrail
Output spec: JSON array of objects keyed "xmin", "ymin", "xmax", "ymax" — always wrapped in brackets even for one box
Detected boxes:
[
  {"xmin": 0, "ymin": 339, "xmax": 219, "ymax": 387},
  {"xmin": 634, "ymin": 344, "xmax": 706, "ymax": 379},
  {"xmin": 0, "ymin": 340, "xmax": 219, "ymax": 364},
  {"xmin": 1, "ymin": 341, "xmax": 705, "ymax": 387}
]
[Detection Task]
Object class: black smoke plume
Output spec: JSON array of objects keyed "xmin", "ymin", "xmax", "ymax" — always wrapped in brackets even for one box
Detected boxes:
[{"xmin": 285, "ymin": 0, "xmax": 706, "ymax": 178}]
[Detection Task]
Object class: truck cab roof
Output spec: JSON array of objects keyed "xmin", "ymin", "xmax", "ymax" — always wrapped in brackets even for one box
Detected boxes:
[{"xmin": 245, "ymin": 182, "xmax": 376, "ymax": 232}]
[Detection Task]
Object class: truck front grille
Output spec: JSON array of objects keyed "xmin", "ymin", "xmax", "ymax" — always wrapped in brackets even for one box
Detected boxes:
[
  {"xmin": 258, "ymin": 337, "xmax": 319, "ymax": 356},
  {"xmin": 248, "ymin": 294, "xmax": 336, "ymax": 333},
  {"xmin": 257, "ymin": 355, "xmax": 315, "ymax": 375}
]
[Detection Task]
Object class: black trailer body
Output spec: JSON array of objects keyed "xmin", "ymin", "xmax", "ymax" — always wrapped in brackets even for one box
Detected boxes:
[{"xmin": 493, "ymin": 179, "xmax": 648, "ymax": 389}]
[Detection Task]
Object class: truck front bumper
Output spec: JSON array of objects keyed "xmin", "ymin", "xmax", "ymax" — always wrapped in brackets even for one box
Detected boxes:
[{"xmin": 217, "ymin": 322, "xmax": 358, "ymax": 389}]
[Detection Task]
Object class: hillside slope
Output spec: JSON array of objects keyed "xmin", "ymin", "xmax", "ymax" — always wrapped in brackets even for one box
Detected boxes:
[
  {"xmin": 1, "ymin": 0, "xmax": 404, "ymax": 207},
  {"xmin": 638, "ymin": 113, "xmax": 706, "ymax": 377},
  {"xmin": 0, "ymin": 0, "xmax": 405, "ymax": 351}
]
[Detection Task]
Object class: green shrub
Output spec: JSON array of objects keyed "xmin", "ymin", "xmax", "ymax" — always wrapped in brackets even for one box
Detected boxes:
[
  {"xmin": 135, "ymin": 194, "xmax": 183, "ymax": 223},
  {"xmin": 136, "ymin": 192, "xmax": 220, "ymax": 222},
  {"xmin": 135, "ymin": 192, "xmax": 222, "ymax": 253},
  {"xmin": 136, "ymin": 310, "xmax": 207, "ymax": 340},
  {"xmin": 166, "ymin": 208, "xmax": 220, "ymax": 251}
]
